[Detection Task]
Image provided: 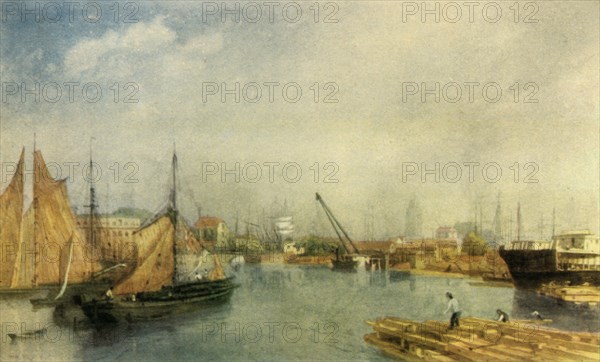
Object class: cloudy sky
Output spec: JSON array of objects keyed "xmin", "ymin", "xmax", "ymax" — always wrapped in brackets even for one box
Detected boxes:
[{"xmin": 1, "ymin": 1, "xmax": 598, "ymax": 239}]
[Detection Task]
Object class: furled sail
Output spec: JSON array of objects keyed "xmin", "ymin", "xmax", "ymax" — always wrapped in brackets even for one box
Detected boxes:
[
  {"xmin": 33, "ymin": 151, "xmax": 101, "ymax": 285},
  {"xmin": 0, "ymin": 149, "xmax": 24, "ymax": 287},
  {"xmin": 113, "ymin": 215, "xmax": 175, "ymax": 295},
  {"xmin": 10, "ymin": 205, "xmax": 35, "ymax": 288}
]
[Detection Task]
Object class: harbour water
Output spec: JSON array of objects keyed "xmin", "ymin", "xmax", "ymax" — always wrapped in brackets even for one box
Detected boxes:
[{"xmin": 1, "ymin": 264, "xmax": 598, "ymax": 361}]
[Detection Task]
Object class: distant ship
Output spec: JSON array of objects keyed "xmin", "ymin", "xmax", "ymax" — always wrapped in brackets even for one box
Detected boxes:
[{"xmin": 499, "ymin": 230, "xmax": 600, "ymax": 288}]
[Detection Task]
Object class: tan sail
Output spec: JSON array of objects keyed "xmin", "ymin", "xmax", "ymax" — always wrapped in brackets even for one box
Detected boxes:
[
  {"xmin": 10, "ymin": 205, "xmax": 35, "ymax": 288},
  {"xmin": 208, "ymin": 253, "xmax": 226, "ymax": 281},
  {"xmin": 113, "ymin": 215, "xmax": 175, "ymax": 295},
  {"xmin": 178, "ymin": 220, "xmax": 203, "ymax": 254},
  {"xmin": 34, "ymin": 150, "xmax": 101, "ymax": 285},
  {"xmin": 0, "ymin": 149, "xmax": 24, "ymax": 287}
]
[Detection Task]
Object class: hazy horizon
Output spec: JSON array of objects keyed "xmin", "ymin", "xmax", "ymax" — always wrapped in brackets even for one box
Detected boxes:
[{"xmin": 2, "ymin": 1, "xmax": 598, "ymax": 240}]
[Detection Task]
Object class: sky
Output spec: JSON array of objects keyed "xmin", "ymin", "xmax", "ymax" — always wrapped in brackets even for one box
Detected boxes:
[{"xmin": 1, "ymin": 0, "xmax": 598, "ymax": 240}]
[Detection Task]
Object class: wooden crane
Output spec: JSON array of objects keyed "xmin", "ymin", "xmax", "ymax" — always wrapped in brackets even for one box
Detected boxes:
[{"xmin": 315, "ymin": 193, "xmax": 359, "ymax": 271}]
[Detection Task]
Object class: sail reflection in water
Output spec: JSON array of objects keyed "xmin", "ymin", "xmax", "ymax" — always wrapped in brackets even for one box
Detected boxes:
[{"xmin": 2, "ymin": 265, "xmax": 599, "ymax": 361}]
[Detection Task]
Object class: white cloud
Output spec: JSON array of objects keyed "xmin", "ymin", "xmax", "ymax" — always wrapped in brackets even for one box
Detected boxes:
[
  {"xmin": 63, "ymin": 17, "xmax": 224, "ymax": 85},
  {"xmin": 65, "ymin": 17, "xmax": 221, "ymax": 77}
]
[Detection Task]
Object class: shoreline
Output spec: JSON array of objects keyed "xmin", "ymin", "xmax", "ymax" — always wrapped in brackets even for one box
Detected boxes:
[{"xmin": 223, "ymin": 252, "xmax": 515, "ymax": 283}]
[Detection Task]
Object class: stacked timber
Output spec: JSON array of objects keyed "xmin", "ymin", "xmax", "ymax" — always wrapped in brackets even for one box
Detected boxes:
[
  {"xmin": 538, "ymin": 284, "xmax": 600, "ymax": 307},
  {"xmin": 365, "ymin": 316, "xmax": 599, "ymax": 361}
]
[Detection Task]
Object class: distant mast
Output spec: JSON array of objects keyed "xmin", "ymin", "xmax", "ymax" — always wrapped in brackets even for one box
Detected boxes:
[
  {"xmin": 493, "ymin": 193, "xmax": 503, "ymax": 244},
  {"xmin": 552, "ymin": 207, "xmax": 556, "ymax": 238},
  {"xmin": 516, "ymin": 202, "xmax": 522, "ymax": 241}
]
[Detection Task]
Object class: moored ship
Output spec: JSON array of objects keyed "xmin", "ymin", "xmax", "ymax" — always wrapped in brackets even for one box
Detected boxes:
[
  {"xmin": 499, "ymin": 230, "xmax": 600, "ymax": 288},
  {"xmin": 1, "ymin": 147, "xmax": 111, "ymax": 298},
  {"xmin": 79, "ymin": 152, "xmax": 238, "ymax": 323}
]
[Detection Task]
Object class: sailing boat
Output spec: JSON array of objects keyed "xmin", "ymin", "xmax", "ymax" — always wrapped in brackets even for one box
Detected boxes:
[
  {"xmin": 79, "ymin": 152, "xmax": 238, "ymax": 323},
  {"xmin": 1, "ymin": 147, "xmax": 106, "ymax": 297},
  {"xmin": 0, "ymin": 148, "xmax": 26, "ymax": 293},
  {"xmin": 315, "ymin": 193, "xmax": 361, "ymax": 271}
]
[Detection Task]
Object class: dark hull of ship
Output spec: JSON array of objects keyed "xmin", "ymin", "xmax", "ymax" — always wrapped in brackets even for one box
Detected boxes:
[
  {"xmin": 30, "ymin": 280, "xmax": 111, "ymax": 308},
  {"xmin": 499, "ymin": 248, "xmax": 600, "ymax": 288},
  {"xmin": 79, "ymin": 277, "xmax": 238, "ymax": 324},
  {"xmin": 331, "ymin": 258, "xmax": 358, "ymax": 272},
  {"xmin": 0, "ymin": 288, "xmax": 46, "ymax": 299},
  {"xmin": 0, "ymin": 280, "xmax": 108, "ymax": 300}
]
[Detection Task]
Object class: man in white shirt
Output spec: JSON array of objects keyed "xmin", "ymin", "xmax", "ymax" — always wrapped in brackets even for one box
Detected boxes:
[{"xmin": 444, "ymin": 292, "xmax": 461, "ymax": 329}]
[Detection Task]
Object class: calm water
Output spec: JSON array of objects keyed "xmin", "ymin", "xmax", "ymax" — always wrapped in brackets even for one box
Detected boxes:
[{"xmin": 1, "ymin": 264, "xmax": 599, "ymax": 361}]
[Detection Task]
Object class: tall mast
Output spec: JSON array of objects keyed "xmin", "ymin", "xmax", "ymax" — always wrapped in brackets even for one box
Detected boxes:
[
  {"xmin": 171, "ymin": 152, "xmax": 177, "ymax": 212},
  {"xmin": 86, "ymin": 138, "xmax": 97, "ymax": 248},
  {"xmin": 32, "ymin": 134, "xmax": 37, "ymax": 286},
  {"xmin": 170, "ymin": 147, "xmax": 178, "ymax": 283},
  {"xmin": 516, "ymin": 202, "xmax": 522, "ymax": 241}
]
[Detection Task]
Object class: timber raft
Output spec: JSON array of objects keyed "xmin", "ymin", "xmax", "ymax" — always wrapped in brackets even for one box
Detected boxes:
[
  {"xmin": 538, "ymin": 284, "xmax": 600, "ymax": 307},
  {"xmin": 364, "ymin": 316, "xmax": 600, "ymax": 361}
]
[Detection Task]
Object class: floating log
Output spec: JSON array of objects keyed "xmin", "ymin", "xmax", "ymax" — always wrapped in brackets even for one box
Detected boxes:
[{"xmin": 365, "ymin": 316, "xmax": 600, "ymax": 361}]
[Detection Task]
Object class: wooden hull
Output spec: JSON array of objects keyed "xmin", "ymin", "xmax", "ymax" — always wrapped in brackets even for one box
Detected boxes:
[
  {"xmin": 80, "ymin": 278, "xmax": 238, "ymax": 324},
  {"xmin": 0, "ymin": 287, "xmax": 45, "ymax": 298},
  {"xmin": 30, "ymin": 280, "xmax": 110, "ymax": 308}
]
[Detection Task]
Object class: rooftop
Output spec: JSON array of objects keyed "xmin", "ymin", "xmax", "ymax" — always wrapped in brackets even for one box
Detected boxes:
[{"xmin": 195, "ymin": 216, "xmax": 225, "ymax": 229}]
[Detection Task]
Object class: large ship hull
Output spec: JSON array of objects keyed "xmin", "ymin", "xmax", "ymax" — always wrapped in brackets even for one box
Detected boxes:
[
  {"xmin": 499, "ymin": 248, "xmax": 600, "ymax": 288},
  {"xmin": 79, "ymin": 277, "xmax": 238, "ymax": 324}
]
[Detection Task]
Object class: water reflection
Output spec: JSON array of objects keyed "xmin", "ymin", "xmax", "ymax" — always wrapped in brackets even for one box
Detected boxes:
[
  {"xmin": 1, "ymin": 265, "xmax": 598, "ymax": 361},
  {"xmin": 511, "ymin": 288, "xmax": 599, "ymax": 332}
]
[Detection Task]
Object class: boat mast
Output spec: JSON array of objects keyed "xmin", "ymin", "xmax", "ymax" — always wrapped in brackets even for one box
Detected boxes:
[
  {"xmin": 32, "ymin": 133, "xmax": 38, "ymax": 286},
  {"xmin": 516, "ymin": 202, "xmax": 522, "ymax": 241},
  {"xmin": 87, "ymin": 139, "xmax": 97, "ymax": 246},
  {"xmin": 85, "ymin": 138, "xmax": 98, "ymax": 274},
  {"xmin": 170, "ymin": 147, "xmax": 178, "ymax": 283}
]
